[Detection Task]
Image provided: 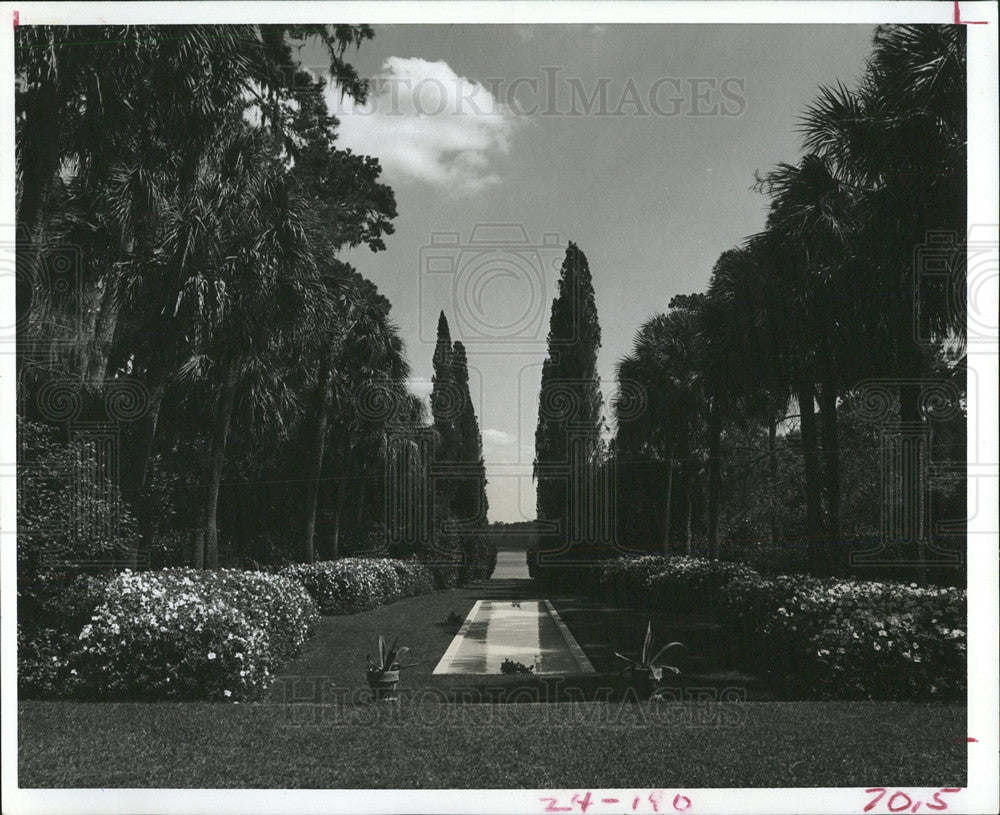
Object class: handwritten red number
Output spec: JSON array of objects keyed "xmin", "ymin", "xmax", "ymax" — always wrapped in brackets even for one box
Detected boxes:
[
  {"xmin": 673, "ymin": 794, "xmax": 692, "ymax": 812},
  {"xmin": 648, "ymin": 790, "xmax": 665, "ymax": 812},
  {"xmin": 540, "ymin": 797, "xmax": 571, "ymax": 813},
  {"xmin": 926, "ymin": 788, "xmax": 961, "ymax": 811},
  {"xmin": 571, "ymin": 792, "xmax": 593, "ymax": 813},
  {"xmin": 865, "ymin": 789, "xmax": 888, "ymax": 813},
  {"xmin": 888, "ymin": 791, "xmax": 913, "ymax": 812},
  {"xmin": 633, "ymin": 797, "xmax": 640, "ymax": 810}
]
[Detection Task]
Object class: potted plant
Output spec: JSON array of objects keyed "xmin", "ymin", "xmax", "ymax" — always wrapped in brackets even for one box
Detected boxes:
[
  {"xmin": 615, "ymin": 621, "xmax": 684, "ymax": 700},
  {"xmin": 366, "ymin": 633, "xmax": 419, "ymax": 701}
]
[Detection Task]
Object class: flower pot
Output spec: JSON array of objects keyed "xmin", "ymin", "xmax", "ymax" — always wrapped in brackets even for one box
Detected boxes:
[
  {"xmin": 624, "ymin": 667, "xmax": 663, "ymax": 701},
  {"xmin": 367, "ymin": 669, "xmax": 400, "ymax": 701}
]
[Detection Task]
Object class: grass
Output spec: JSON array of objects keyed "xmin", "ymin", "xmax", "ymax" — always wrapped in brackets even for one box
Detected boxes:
[{"xmin": 19, "ymin": 699, "xmax": 967, "ymax": 788}]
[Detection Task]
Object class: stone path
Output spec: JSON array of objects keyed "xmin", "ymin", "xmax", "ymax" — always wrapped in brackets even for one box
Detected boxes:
[{"xmin": 490, "ymin": 548, "xmax": 532, "ymax": 580}]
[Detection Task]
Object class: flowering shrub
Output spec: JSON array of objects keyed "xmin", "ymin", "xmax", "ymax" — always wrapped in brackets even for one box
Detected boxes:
[
  {"xmin": 532, "ymin": 553, "xmax": 966, "ymax": 700},
  {"xmin": 597, "ymin": 556, "xmax": 672, "ymax": 607},
  {"xmin": 388, "ymin": 559, "xmax": 437, "ymax": 598},
  {"xmin": 720, "ymin": 573, "xmax": 966, "ymax": 700},
  {"xmin": 280, "ymin": 557, "xmax": 436, "ymax": 614},
  {"xmin": 640, "ymin": 558, "xmax": 757, "ymax": 614},
  {"xmin": 18, "ymin": 572, "xmax": 115, "ymax": 698},
  {"xmin": 21, "ymin": 569, "xmax": 318, "ymax": 701}
]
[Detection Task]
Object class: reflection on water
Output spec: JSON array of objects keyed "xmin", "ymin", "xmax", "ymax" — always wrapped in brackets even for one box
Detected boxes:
[{"xmin": 434, "ymin": 600, "xmax": 585, "ymax": 675}]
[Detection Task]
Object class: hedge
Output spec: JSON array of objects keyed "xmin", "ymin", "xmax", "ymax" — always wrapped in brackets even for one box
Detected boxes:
[
  {"xmin": 531, "ymin": 553, "xmax": 966, "ymax": 700},
  {"xmin": 20, "ymin": 568, "xmax": 319, "ymax": 701},
  {"xmin": 719, "ymin": 572, "xmax": 966, "ymax": 701},
  {"xmin": 279, "ymin": 557, "xmax": 435, "ymax": 614}
]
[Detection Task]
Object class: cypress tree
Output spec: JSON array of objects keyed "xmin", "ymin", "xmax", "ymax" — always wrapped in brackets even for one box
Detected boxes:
[
  {"xmin": 534, "ymin": 242, "xmax": 604, "ymax": 555},
  {"xmin": 430, "ymin": 311, "xmax": 459, "ymax": 524},
  {"xmin": 451, "ymin": 340, "xmax": 488, "ymax": 526}
]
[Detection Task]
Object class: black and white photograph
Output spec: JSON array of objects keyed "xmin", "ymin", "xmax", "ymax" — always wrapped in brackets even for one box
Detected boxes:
[{"xmin": 2, "ymin": 2, "xmax": 998, "ymax": 813}]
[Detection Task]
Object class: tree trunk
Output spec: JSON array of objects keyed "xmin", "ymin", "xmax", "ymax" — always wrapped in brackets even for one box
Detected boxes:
[
  {"xmin": 85, "ymin": 276, "xmax": 121, "ymax": 383},
  {"xmin": 355, "ymin": 476, "xmax": 367, "ymax": 529},
  {"xmin": 797, "ymin": 380, "xmax": 826, "ymax": 575},
  {"xmin": 301, "ymin": 357, "xmax": 334, "ymax": 563},
  {"xmin": 329, "ymin": 476, "xmax": 346, "ymax": 560},
  {"xmin": 18, "ymin": 80, "xmax": 62, "ymax": 244},
  {"xmin": 897, "ymin": 298, "xmax": 927, "ymax": 585},
  {"xmin": 818, "ymin": 375, "xmax": 842, "ymax": 576},
  {"xmin": 707, "ymin": 399, "xmax": 722, "ymax": 560},
  {"xmin": 126, "ymin": 363, "xmax": 169, "ymax": 567},
  {"xmin": 768, "ymin": 417, "xmax": 779, "ymax": 546},
  {"xmin": 663, "ymin": 447, "xmax": 675, "ymax": 557},
  {"xmin": 123, "ymin": 358, "xmax": 168, "ymax": 505},
  {"xmin": 684, "ymin": 481, "xmax": 693, "ymax": 557},
  {"xmin": 195, "ymin": 354, "xmax": 240, "ymax": 569}
]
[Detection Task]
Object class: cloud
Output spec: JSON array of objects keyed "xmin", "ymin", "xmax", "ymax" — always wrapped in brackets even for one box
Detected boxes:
[
  {"xmin": 329, "ymin": 57, "xmax": 521, "ymax": 195},
  {"xmin": 483, "ymin": 428, "xmax": 516, "ymax": 447}
]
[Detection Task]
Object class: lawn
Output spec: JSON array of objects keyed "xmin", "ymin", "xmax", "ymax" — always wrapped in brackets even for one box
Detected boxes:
[
  {"xmin": 18, "ymin": 699, "xmax": 966, "ymax": 788},
  {"xmin": 17, "ymin": 580, "xmax": 967, "ymax": 789}
]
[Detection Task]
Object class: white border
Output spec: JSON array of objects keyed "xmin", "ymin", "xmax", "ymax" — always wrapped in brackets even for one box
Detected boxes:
[{"xmin": 1, "ymin": 3, "xmax": 997, "ymax": 814}]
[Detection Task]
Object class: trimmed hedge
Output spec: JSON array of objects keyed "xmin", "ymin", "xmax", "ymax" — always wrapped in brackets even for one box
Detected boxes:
[
  {"xmin": 462, "ymin": 537, "xmax": 499, "ymax": 583},
  {"xmin": 532, "ymin": 554, "xmax": 966, "ymax": 700},
  {"xmin": 719, "ymin": 572, "xmax": 966, "ymax": 701},
  {"xmin": 20, "ymin": 568, "xmax": 319, "ymax": 701},
  {"xmin": 280, "ymin": 557, "xmax": 435, "ymax": 614}
]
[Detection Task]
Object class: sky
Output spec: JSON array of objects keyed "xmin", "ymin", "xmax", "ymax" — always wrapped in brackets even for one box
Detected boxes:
[{"xmin": 300, "ymin": 24, "xmax": 876, "ymax": 522}]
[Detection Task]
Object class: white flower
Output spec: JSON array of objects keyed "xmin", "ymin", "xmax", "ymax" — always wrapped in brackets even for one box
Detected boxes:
[
  {"xmin": 223, "ymin": 689, "xmax": 232, "ymax": 698},
  {"xmin": 207, "ymin": 652, "xmax": 217, "ymax": 660}
]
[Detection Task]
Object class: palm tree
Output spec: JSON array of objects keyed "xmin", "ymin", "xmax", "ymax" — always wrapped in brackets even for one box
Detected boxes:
[
  {"xmin": 794, "ymin": 25, "xmax": 966, "ymax": 576},
  {"xmin": 299, "ymin": 272, "xmax": 410, "ymax": 562},
  {"xmin": 800, "ymin": 25, "xmax": 966, "ymax": 422},
  {"xmin": 614, "ymin": 306, "xmax": 703, "ymax": 556},
  {"xmin": 185, "ymin": 124, "xmax": 317, "ymax": 569},
  {"xmin": 756, "ymin": 154, "xmax": 861, "ymax": 574},
  {"xmin": 703, "ymin": 243, "xmax": 791, "ymax": 559}
]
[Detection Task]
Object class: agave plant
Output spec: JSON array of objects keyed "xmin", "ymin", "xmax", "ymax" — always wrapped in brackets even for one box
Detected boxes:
[
  {"xmin": 615, "ymin": 621, "xmax": 684, "ymax": 681},
  {"xmin": 366, "ymin": 632, "xmax": 420, "ymax": 675}
]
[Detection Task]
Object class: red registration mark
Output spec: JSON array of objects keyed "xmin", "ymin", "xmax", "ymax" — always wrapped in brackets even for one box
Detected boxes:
[
  {"xmin": 541, "ymin": 791, "xmax": 692, "ymax": 814},
  {"xmin": 863, "ymin": 788, "xmax": 962, "ymax": 813}
]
